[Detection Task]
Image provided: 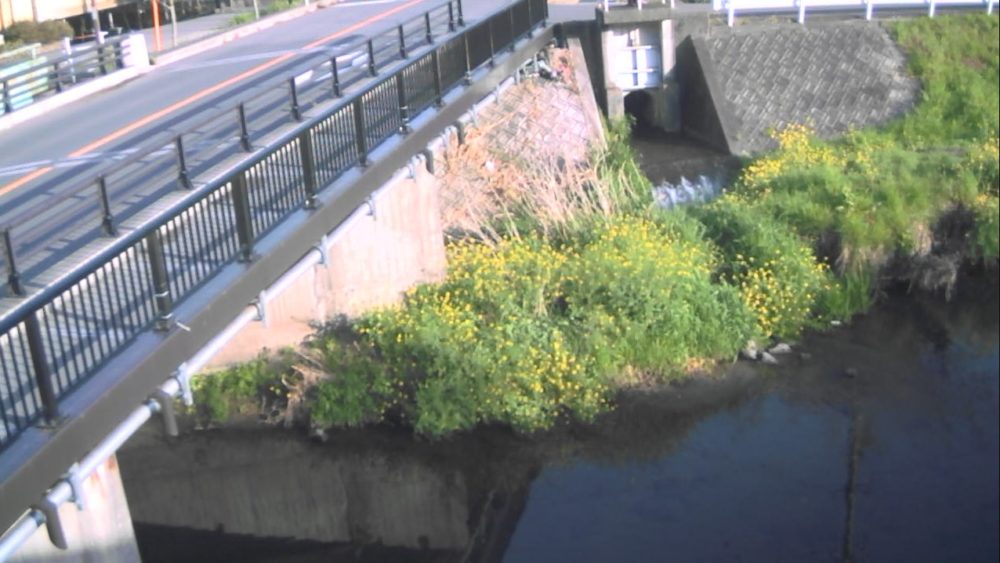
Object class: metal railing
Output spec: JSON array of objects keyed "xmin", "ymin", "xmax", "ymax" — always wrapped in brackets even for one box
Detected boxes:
[
  {"xmin": 713, "ymin": 0, "xmax": 996, "ymax": 25},
  {"xmin": 0, "ymin": 35, "xmax": 135, "ymax": 115},
  {"xmin": 0, "ymin": 0, "xmax": 548, "ymax": 451},
  {"xmin": 0, "ymin": 2, "xmax": 463, "ymax": 301}
]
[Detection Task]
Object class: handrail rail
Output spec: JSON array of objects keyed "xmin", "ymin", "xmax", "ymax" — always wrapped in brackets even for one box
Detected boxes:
[
  {"xmin": 713, "ymin": 0, "xmax": 996, "ymax": 25},
  {"xmin": 0, "ymin": 0, "xmax": 549, "ymax": 451}
]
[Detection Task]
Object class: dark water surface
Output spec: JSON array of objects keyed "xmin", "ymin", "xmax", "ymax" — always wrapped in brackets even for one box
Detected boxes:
[{"xmin": 120, "ymin": 283, "xmax": 999, "ymax": 563}]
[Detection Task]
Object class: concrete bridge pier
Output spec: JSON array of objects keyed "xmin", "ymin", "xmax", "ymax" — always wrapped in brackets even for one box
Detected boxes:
[
  {"xmin": 598, "ymin": 1, "xmax": 680, "ymax": 132},
  {"xmin": 8, "ymin": 455, "xmax": 140, "ymax": 563}
]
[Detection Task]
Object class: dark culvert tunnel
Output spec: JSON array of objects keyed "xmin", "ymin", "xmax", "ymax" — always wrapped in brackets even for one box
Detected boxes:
[{"xmin": 624, "ymin": 89, "xmax": 656, "ymax": 136}]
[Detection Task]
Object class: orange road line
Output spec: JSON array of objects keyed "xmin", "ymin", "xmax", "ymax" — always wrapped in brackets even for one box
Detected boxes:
[{"xmin": 0, "ymin": 0, "xmax": 427, "ymax": 199}]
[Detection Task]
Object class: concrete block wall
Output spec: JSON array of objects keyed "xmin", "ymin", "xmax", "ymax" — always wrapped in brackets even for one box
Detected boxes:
[{"xmin": 696, "ymin": 21, "xmax": 919, "ymax": 155}]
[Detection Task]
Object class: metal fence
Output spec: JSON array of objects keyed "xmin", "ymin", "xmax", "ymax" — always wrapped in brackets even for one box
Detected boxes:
[
  {"xmin": 1, "ymin": 35, "xmax": 135, "ymax": 115},
  {"xmin": 0, "ymin": 0, "xmax": 548, "ymax": 451},
  {"xmin": 713, "ymin": 0, "xmax": 996, "ymax": 25},
  {"xmin": 0, "ymin": 2, "xmax": 463, "ymax": 301}
]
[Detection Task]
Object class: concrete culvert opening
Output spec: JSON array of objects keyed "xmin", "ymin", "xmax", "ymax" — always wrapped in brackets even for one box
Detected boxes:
[{"xmin": 624, "ymin": 90, "xmax": 656, "ymax": 135}]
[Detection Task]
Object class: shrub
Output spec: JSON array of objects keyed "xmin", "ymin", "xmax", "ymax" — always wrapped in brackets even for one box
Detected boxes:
[
  {"xmin": 262, "ymin": 0, "xmax": 297, "ymax": 16},
  {"xmin": 561, "ymin": 216, "xmax": 754, "ymax": 373},
  {"xmin": 191, "ymin": 357, "xmax": 282, "ymax": 423},
  {"xmin": 690, "ymin": 198, "xmax": 830, "ymax": 339},
  {"xmin": 4, "ymin": 20, "xmax": 72, "ymax": 45},
  {"xmin": 358, "ymin": 238, "xmax": 601, "ymax": 435},
  {"xmin": 229, "ymin": 13, "xmax": 254, "ymax": 27},
  {"xmin": 354, "ymin": 215, "xmax": 755, "ymax": 436},
  {"xmin": 310, "ymin": 339, "xmax": 399, "ymax": 428}
]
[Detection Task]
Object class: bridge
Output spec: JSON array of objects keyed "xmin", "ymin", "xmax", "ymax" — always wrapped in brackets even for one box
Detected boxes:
[
  {"xmin": 0, "ymin": 0, "xmax": 995, "ymax": 559},
  {"xmin": 0, "ymin": 0, "xmax": 552, "ymax": 558}
]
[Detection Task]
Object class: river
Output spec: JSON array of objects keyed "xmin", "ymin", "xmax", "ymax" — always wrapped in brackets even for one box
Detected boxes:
[{"xmin": 117, "ymin": 276, "xmax": 999, "ymax": 562}]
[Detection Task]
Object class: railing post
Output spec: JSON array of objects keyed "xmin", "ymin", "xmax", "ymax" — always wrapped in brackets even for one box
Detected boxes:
[
  {"xmin": 353, "ymin": 99, "xmax": 369, "ymax": 167},
  {"xmin": 488, "ymin": 21, "xmax": 496, "ymax": 66},
  {"xmin": 238, "ymin": 103, "xmax": 252, "ymax": 151},
  {"xmin": 145, "ymin": 231, "xmax": 174, "ymax": 331},
  {"xmin": 398, "ymin": 25, "xmax": 408, "ymax": 59},
  {"xmin": 289, "ymin": 77, "xmax": 302, "ymax": 121},
  {"xmin": 457, "ymin": 0, "xmax": 465, "ymax": 26},
  {"xmin": 432, "ymin": 50, "xmax": 444, "ymax": 107},
  {"xmin": 2, "ymin": 79, "xmax": 13, "ymax": 114},
  {"xmin": 463, "ymin": 33, "xmax": 473, "ymax": 84},
  {"xmin": 299, "ymin": 132, "xmax": 319, "ymax": 209},
  {"xmin": 114, "ymin": 39, "xmax": 126, "ymax": 70},
  {"xmin": 52, "ymin": 62, "xmax": 63, "ymax": 93},
  {"xmin": 97, "ymin": 176, "xmax": 116, "ymax": 236},
  {"xmin": 97, "ymin": 45, "xmax": 109, "ymax": 76},
  {"xmin": 510, "ymin": 8, "xmax": 517, "ymax": 51},
  {"xmin": 330, "ymin": 57, "xmax": 342, "ymax": 97},
  {"xmin": 25, "ymin": 312, "xmax": 59, "ymax": 422},
  {"xmin": 231, "ymin": 171, "xmax": 256, "ymax": 262},
  {"xmin": 175, "ymin": 135, "xmax": 191, "ymax": 189},
  {"xmin": 448, "ymin": 1, "xmax": 456, "ymax": 31},
  {"xmin": 367, "ymin": 39, "xmax": 377, "ymax": 76},
  {"xmin": 3, "ymin": 228, "xmax": 23, "ymax": 296},
  {"xmin": 425, "ymin": 12, "xmax": 433, "ymax": 44},
  {"xmin": 397, "ymin": 74, "xmax": 410, "ymax": 134},
  {"xmin": 527, "ymin": 0, "xmax": 534, "ymax": 37}
]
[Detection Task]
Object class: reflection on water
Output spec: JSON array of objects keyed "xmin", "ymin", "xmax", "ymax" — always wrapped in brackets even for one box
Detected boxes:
[{"xmin": 120, "ymin": 282, "xmax": 999, "ymax": 563}]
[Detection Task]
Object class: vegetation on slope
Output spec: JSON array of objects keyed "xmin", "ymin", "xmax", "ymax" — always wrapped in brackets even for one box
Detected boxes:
[{"xmin": 193, "ymin": 14, "xmax": 999, "ymax": 438}]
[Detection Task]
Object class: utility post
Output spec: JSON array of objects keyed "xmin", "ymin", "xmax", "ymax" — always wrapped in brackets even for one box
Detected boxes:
[
  {"xmin": 90, "ymin": 0, "xmax": 104, "ymax": 45},
  {"xmin": 168, "ymin": 0, "xmax": 179, "ymax": 48}
]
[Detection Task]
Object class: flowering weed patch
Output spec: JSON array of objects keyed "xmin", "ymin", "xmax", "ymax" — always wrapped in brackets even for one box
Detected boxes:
[{"xmin": 351, "ymin": 216, "xmax": 754, "ymax": 436}]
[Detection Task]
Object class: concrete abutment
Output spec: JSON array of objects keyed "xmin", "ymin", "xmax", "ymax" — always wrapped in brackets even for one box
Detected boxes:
[{"xmin": 8, "ymin": 456, "xmax": 139, "ymax": 563}]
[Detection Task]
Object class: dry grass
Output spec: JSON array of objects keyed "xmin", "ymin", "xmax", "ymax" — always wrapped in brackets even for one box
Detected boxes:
[{"xmin": 438, "ymin": 131, "xmax": 630, "ymax": 243}]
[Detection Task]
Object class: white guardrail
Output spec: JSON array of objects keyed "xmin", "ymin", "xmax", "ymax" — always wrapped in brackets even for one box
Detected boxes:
[{"xmin": 712, "ymin": 0, "xmax": 996, "ymax": 26}]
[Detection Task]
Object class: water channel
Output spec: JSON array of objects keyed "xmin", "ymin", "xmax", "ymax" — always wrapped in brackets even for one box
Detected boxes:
[
  {"xmin": 118, "ymin": 275, "xmax": 999, "ymax": 562},
  {"xmin": 117, "ymin": 124, "xmax": 997, "ymax": 561}
]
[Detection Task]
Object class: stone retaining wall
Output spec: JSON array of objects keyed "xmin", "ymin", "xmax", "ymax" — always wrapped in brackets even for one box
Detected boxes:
[{"xmin": 703, "ymin": 21, "xmax": 919, "ymax": 154}]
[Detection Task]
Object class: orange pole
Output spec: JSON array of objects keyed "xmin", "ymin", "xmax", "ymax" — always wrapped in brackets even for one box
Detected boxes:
[{"xmin": 151, "ymin": 0, "xmax": 162, "ymax": 51}]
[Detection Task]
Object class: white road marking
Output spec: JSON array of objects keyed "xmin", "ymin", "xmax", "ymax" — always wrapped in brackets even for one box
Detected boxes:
[
  {"xmin": 0, "ymin": 137, "xmax": 240, "ymax": 179},
  {"xmin": 165, "ymin": 47, "xmax": 336, "ymax": 73}
]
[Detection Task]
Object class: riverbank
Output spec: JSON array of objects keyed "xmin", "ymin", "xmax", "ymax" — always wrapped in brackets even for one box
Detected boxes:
[
  {"xmin": 186, "ymin": 14, "xmax": 998, "ymax": 440},
  {"xmin": 122, "ymin": 284, "xmax": 998, "ymax": 561}
]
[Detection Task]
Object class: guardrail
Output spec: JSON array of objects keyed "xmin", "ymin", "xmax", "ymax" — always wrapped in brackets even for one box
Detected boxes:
[
  {"xmin": 713, "ymin": 0, "xmax": 996, "ymax": 25},
  {"xmin": 0, "ymin": 35, "xmax": 139, "ymax": 115},
  {"xmin": 0, "ymin": 0, "xmax": 548, "ymax": 451}
]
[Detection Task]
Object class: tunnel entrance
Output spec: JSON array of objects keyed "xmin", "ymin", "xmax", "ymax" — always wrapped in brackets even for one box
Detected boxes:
[{"xmin": 624, "ymin": 90, "xmax": 656, "ymax": 136}]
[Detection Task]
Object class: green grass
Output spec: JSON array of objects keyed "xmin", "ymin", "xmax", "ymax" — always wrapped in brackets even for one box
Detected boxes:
[
  {"xmin": 228, "ymin": 12, "xmax": 255, "ymax": 27},
  {"xmin": 192, "ymin": 357, "xmax": 283, "ymax": 423},
  {"xmin": 888, "ymin": 15, "xmax": 999, "ymax": 146}
]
